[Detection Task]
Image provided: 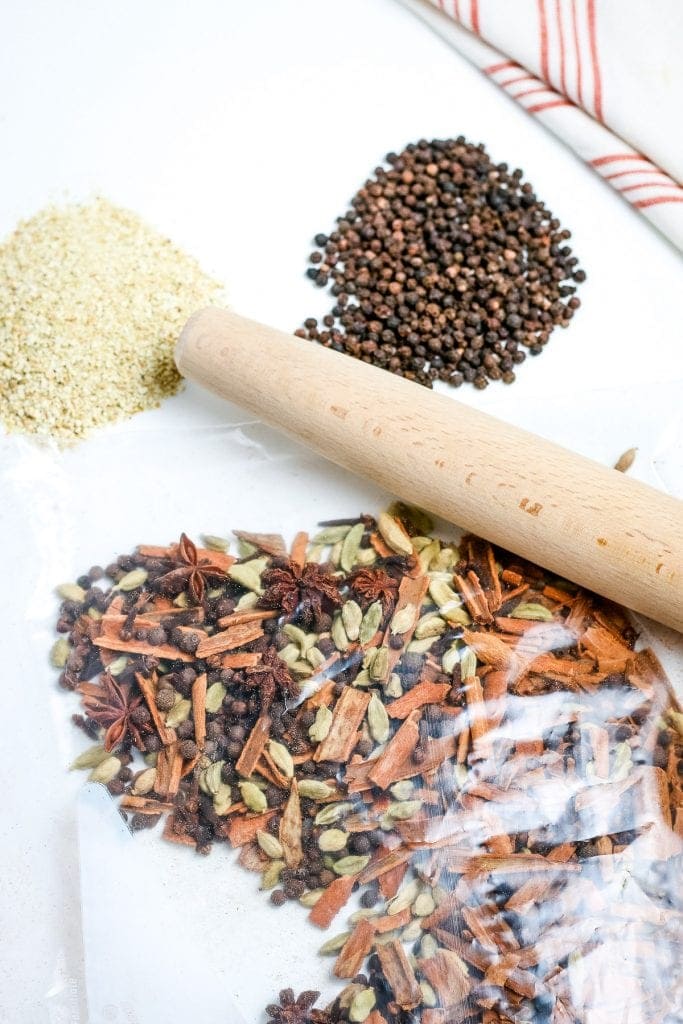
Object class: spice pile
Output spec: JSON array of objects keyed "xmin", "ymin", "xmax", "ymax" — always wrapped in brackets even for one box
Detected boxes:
[
  {"xmin": 0, "ymin": 198, "xmax": 223, "ymax": 440},
  {"xmin": 54, "ymin": 508, "xmax": 683, "ymax": 1023},
  {"xmin": 297, "ymin": 139, "xmax": 584, "ymax": 390}
]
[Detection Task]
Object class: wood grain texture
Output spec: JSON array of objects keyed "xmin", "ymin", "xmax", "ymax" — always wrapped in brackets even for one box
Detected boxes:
[{"xmin": 177, "ymin": 308, "xmax": 683, "ymax": 632}]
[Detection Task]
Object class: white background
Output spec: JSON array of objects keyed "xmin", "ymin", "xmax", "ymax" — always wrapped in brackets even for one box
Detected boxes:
[{"xmin": 0, "ymin": 1, "xmax": 681, "ymax": 1022}]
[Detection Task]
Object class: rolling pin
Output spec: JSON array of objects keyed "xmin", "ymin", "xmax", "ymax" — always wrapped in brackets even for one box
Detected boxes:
[{"xmin": 176, "ymin": 308, "xmax": 683, "ymax": 632}]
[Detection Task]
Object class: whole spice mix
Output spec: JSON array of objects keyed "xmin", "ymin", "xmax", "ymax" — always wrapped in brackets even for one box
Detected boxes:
[
  {"xmin": 55, "ymin": 508, "xmax": 682, "ymax": 1023},
  {"xmin": 0, "ymin": 198, "xmax": 223, "ymax": 440},
  {"xmin": 297, "ymin": 138, "xmax": 584, "ymax": 390}
]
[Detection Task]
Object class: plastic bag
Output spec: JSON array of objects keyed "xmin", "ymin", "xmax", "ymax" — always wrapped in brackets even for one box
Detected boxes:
[{"xmin": 2, "ymin": 420, "xmax": 682, "ymax": 1024}]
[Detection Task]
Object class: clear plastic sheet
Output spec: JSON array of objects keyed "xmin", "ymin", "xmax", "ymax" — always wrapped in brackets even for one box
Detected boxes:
[{"xmin": 2, "ymin": 421, "xmax": 682, "ymax": 1024}]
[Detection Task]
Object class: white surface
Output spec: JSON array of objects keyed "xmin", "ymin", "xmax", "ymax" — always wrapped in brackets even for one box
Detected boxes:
[{"xmin": 0, "ymin": 1, "xmax": 681, "ymax": 1023}]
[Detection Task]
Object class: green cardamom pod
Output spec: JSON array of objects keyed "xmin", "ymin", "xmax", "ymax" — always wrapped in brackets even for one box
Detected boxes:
[
  {"xmin": 107, "ymin": 655, "xmax": 129, "ymax": 676},
  {"xmin": 388, "ymin": 879, "xmax": 421, "ymax": 914},
  {"xmin": 390, "ymin": 604, "xmax": 416, "ymax": 635},
  {"xmin": 298, "ymin": 888, "xmax": 323, "ymax": 907},
  {"xmin": 228, "ymin": 559, "xmax": 266, "ymax": 594},
  {"xmin": 459, "ymin": 648, "xmax": 477, "ymax": 679},
  {"xmin": 407, "ymin": 636, "xmax": 437, "ymax": 654},
  {"xmin": 314, "ymin": 801, "xmax": 353, "ymax": 826},
  {"xmin": 349, "ymin": 987, "xmax": 376, "ymax": 1022},
  {"xmin": 369, "ymin": 646, "xmax": 389, "ymax": 681},
  {"xmin": 69, "ymin": 744, "xmax": 109, "ymax": 771},
  {"xmin": 420, "ymin": 981, "xmax": 438, "ymax": 1008},
  {"xmin": 257, "ymin": 830, "xmax": 284, "ymax": 859},
  {"xmin": 510, "ymin": 602, "xmax": 554, "ymax": 621},
  {"xmin": 412, "ymin": 892, "xmax": 436, "ymax": 917},
  {"xmin": 331, "ymin": 614, "xmax": 350, "ymax": 652},
  {"xmin": 116, "ymin": 568, "xmax": 149, "ymax": 592},
  {"xmin": 332, "ymin": 854, "xmax": 370, "ymax": 876},
  {"xmin": 355, "ymin": 546, "xmax": 376, "ymax": 566},
  {"xmin": 306, "ymin": 646, "xmax": 326, "ymax": 669},
  {"xmin": 298, "ymin": 780, "xmax": 335, "ymax": 800},
  {"xmin": 319, "ymin": 932, "xmax": 351, "ymax": 955},
  {"xmin": 318, "ymin": 829, "xmax": 349, "ymax": 852},
  {"xmin": 340, "ymin": 522, "xmax": 365, "ymax": 572},
  {"xmin": 205, "ymin": 681, "xmax": 227, "ymax": 714},
  {"xmin": 388, "ymin": 799, "xmax": 422, "ymax": 821},
  {"xmin": 201, "ymin": 534, "xmax": 230, "ymax": 552},
  {"xmin": 165, "ymin": 698, "xmax": 192, "ymax": 728},
  {"xmin": 342, "ymin": 599, "xmax": 363, "ymax": 641},
  {"xmin": 131, "ymin": 767, "xmax": 157, "ymax": 796},
  {"xmin": 367, "ymin": 691, "xmax": 390, "ymax": 743},
  {"xmin": 414, "ymin": 614, "xmax": 446, "ymax": 639},
  {"xmin": 401, "ymin": 919, "xmax": 423, "ymax": 942},
  {"xmin": 56, "ymin": 582, "xmax": 86, "ymax": 602},
  {"xmin": 359, "ymin": 601, "xmax": 382, "ymax": 644},
  {"xmin": 50, "ymin": 638, "xmax": 71, "ymax": 668},
  {"xmin": 420, "ymin": 933, "xmax": 439, "ymax": 959},
  {"xmin": 312, "ymin": 525, "xmax": 352, "ymax": 545},
  {"xmin": 268, "ymin": 740, "xmax": 294, "ymax": 779},
  {"xmin": 377, "ymin": 512, "xmax": 413, "ymax": 556},
  {"xmin": 212, "ymin": 783, "xmax": 232, "ymax": 816},
  {"xmin": 239, "ymin": 780, "xmax": 267, "ymax": 813},
  {"xmin": 441, "ymin": 645, "xmax": 460, "ymax": 675},
  {"xmin": 309, "ymin": 705, "xmax": 333, "ymax": 743},
  {"xmin": 260, "ymin": 859, "xmax": 285, "ymax": 890},
  {"xmin": 89, "ymin": 756, "xmax": 121, "ymax": 784},
  {"xmin": 283, "ymin": 623, "xmax": 308, "ymax": 651},
  {"xmin": 383, "ymin": 673, "xmax": 402, "ymax": 698}
]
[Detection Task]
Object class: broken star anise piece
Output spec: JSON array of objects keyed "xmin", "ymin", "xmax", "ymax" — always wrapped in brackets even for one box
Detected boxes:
[
  {"xmin": 245, "ymin": 647, "xmax": 299, "ymax": 708},
  {"xmin": 77, "ymin": 674, "xmax": 149, "ymax": 751},
  {"xmin": 349, "ymin": 566, "xmax": 399, "ymax": 612},
  {"xmin": 156, "ymin": 532, "xmax": 227, "ymax": 604},
  {"xmin": 259, "ymin": 558, "xmax": 341, "ymax": 626},
  {"xmin": 266, "ymin": 990, "xmax": 322, "ymax": 1024}
]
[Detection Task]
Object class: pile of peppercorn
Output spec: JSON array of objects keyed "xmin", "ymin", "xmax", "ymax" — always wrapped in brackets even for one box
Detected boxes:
[{"xmin": 297, "ymin": 137, "xmax": 584, "ymax": 389}]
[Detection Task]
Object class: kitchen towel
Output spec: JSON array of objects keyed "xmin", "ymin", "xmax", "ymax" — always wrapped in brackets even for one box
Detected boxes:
[{"xmin": 399, "ymin": 0, "xmax": 683, "ymax": 251}]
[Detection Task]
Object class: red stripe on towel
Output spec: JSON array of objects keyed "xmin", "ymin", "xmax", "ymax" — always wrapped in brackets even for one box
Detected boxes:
[
  {"xmin": 555, "ymin": 0, "xmax": 567, "ymax": 96},
  {"xmin": 570, "ymin": 0, "xmax": 584, "ymax": 108},
  {"xmin": 538, "ymin": 0, "xmax": 550, "ymax": 82},
  {"xmin": 633, "ymin": 195, "xmax": 683, "ymax": 209},
  {"xmin": 587, "ymin": 0, "xmax": 603, "ymax": 120},
  {"xmin": 527, "ymin": 98, "xmax": 572, "ymax": 113}
]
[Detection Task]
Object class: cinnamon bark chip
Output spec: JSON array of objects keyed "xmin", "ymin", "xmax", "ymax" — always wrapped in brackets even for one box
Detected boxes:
[
  {"xmin": 368, "ymin": 710, "xmax": 421, "ymax": 789},
  {"xmin": 308, "ymin": 875, "xmax": 356, "ymax": 929},
  {"xmin": 386, "ymin": 681, "xmax": 451, "ymax": 719},
  {"xmin": 376, "ymin": 939, "xmax": 422, "ymax": 1010},
  {"xmin": 235, "ymin": 713, "xmax": 272, "ymax": 778},
  {"xmin": 227, "ymin": 810, "xmax": 277, "ymax": 848},
  {"xmin": 196, "ymin": 620, "xmax": 264, "ymax": 658},
  {"xmin": 419, "ymin": 950, "xmax": 471, "ymax": 1008},
  {"xmin": 314, "ymin": 687, "xmax": 371, "ymax": 763},
  {"xmin": 279, "ymin": 780, "xmax": 303, "ymax": 868},
  {"xmin": 334, "ymin": 919, "xmax": 376, "ymax": 978}
]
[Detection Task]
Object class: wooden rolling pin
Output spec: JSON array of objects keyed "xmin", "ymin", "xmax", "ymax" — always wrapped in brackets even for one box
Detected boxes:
[{"xmin": 176, "ymin": 308, "xmax": 683, "ymax": 632}]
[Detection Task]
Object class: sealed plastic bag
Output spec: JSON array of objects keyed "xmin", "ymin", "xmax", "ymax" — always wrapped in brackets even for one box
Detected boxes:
[{"xmin": 3, "ymin": 421, "xmax": 682, "ymax": 1024}]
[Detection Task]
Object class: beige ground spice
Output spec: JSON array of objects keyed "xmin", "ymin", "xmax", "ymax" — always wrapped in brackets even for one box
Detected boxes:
[{"xmin": 0, "ymin": 198, "xmax": 223, "ymax": 440}]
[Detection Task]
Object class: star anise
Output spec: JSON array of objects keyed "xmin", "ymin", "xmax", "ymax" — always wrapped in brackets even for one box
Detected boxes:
[
  {"xmin": 348, "ymin": 566, "xmax": 399, "ymax": 611},
  {"xmin": 156, "ymin": 533, "xmax": 227, "ymax": 604},
  {"xmin": 245, "ymin": 647, "xmax": 299, "ymax": 708},
  {"xmin": 265, "ymin": 990, "xmax": 322, "ymax": 1024},
  {"xmin": 259, "ymin": 559, "xmax": 341, "ymax": 626},
  {"xmin": 77, "ymin": 674, "xmax": 149, "ymax": 751}
]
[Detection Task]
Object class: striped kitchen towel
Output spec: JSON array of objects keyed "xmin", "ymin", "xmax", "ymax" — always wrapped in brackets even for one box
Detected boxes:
[{"xmin": 398, "ymin": 0, "xmax": 683, "ymax": 251}]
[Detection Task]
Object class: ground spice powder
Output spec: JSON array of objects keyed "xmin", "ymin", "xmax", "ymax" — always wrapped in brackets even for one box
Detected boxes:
[{"xmin": 0, "ymin": 198, "xmax": 223, "ymax": 440}]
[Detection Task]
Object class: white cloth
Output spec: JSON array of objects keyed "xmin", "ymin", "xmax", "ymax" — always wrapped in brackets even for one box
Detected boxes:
[{"xmin": 399, "ymin": 0, "xmax": 683, "ymax": 251}]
